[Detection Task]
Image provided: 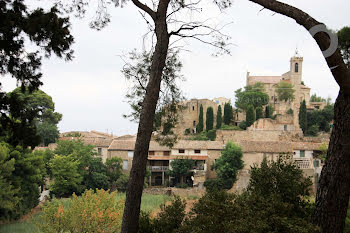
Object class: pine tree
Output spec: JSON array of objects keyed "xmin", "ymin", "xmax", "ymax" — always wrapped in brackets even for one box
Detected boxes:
[
  {"xmin": 223, "ymin": 103, "xmax": 233, "ymax": 125},
  {"xmin": 246, "ymin": 105, "xmax": 256, "ymax": 127},
  {"xmin": 299, "ymin": 100, "xmax": 307, "ymax": 133},
  {"xmin": 196, "ymin": 105, "xmax": 204, "ymax": 133},
  {"xmin": 216, "ymin": 105, "xmax": 222, "ymax": 129},
  {"xmin": 206, "ymin": 107, "xmax": 214, "ymax": 131},
  {"xmin": 256, "ymin": 106, "xmax": 263, "ymax": 120}
]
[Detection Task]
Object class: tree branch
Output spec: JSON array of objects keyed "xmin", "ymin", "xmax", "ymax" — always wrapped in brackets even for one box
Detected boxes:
[
  {"xmin": 248, "ymin": 0, "xmax": 350, "ymax": 93},
  {"xmin": 131, "ymin": 0, "xmax": 156, "ymax": 19}
]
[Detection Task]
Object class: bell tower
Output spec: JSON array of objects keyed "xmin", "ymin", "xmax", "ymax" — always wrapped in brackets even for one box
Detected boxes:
[{"xmin": 290, "ymin": 52, "xmax": 303, "ymax": 86}]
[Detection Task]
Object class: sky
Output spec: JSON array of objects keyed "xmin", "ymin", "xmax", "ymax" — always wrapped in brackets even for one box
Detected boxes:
[{"xmin": 2, "ymin": 0, "xmax": 349, "ymax": 136}]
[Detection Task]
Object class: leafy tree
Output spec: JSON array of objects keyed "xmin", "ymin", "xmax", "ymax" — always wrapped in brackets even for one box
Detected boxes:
[
  {"xmin": 0, "ymin": 143, "xmax": 19, "ymax": 220},
  {"xmin": 84, "ymin": 157, "xmax": 109, "ymax": 191},
  {"xmin": 115, "ymin": 174, "xmax": 130, "ymax": 192},
  {"xmin": 306, "ymin": 104, "xmax": 334, "ymax": 133},
  {"xmin": 216, "ymin": 105, "xmax": 222, "ymax": 129},
  {"xmin": 255, "ymin": 106, "xmax": 263, "ymax": 120},
  {"xmin": 245, "ymin": 105, "xmax": 256, "ymax": 127},
  {"xmin": 223, "ymin": 102, "xmax": 234, "ymax": 125},
  {"xmin": 0, "ymin": 0, "xmax": 73, "ymax": 149},
  {"xmin": 265, "ymin": 105, "xmax": 274, "ymax": 118},
  {"xmin": 196, "ymin": 104, "xmax": 204, "ymax": 133},
  {"xmin": 106, "ymin": 157, "xmax": 123, "ymax": 191},
  {"xmin": 235, "ymin": 84, "xmax": 269, "ymax": 111},
  {"xmin": 205, "ymin": 142, "xmax": 243, "ymax": 190},
  {"xmin": 299, "ymin": 100, "xmax": 307, "ymax": 133},
  {"xmin": 245, "ymin": 2, "xmax": 350, "ymax": 231},
  {"xmin": 167, "ymin": 158, "xmax": 195, "ymax": 186},
  {"xmin": 238, "ymin": 121, "xmax": 247, "ymax": 130},
  {"xmin": 206, "ymin": 107, "xmax": 214, "ymax": 131},
  {"xmin": 276, "ymin": 81, "xmax": 295, "ymax": 102},
  {"xmin": 338, "ymin": 26, "xmax": 350, "ymax": 67},
  {"xmin": 307, "ymin": 124, "xmax": 319, "ymax": 137},
  {"xmin": 310, "ymin": 94, "xmax": 326, "ymax": 102}
]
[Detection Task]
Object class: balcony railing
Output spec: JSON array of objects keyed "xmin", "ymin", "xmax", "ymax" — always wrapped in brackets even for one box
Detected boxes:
[
  {"xmin": 294, "ymin": 158, "xmax": 312, "ymax": 169},
  {"xmin": 148, "ymin": 166, "xmax": 169, "ymax": 171}
]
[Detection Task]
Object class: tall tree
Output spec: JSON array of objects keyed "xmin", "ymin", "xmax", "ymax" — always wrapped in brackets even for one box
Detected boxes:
[
  {"xmin": 246, "ymin": 105, "xmax": 256, "ymax": 127},
  {"xmin": 0, "ymin": 0, "xmax": 73, "ymax": 149},
  {"xmin": 235, "ymin": 83, "xmax": 269, "ymax": 111},
  {"xmin": 256, "ymin": 106, "xmax": 263, "ymax": 120},
  {"xmin": 246, "ymin": 1, "xmax": 350, "ymax": 232},
  {"xmin": 275, "ymin": 81, "xmax": 295, "ymax": 102},
  {"xmin": 196, "ymin": 105, "xmax": 204, "ymax": 133},
  {"xmin": 206, "ymin": 107, "xmax": 214, "ymax": 131},
  {"xmin": 299, "ymin": 100, "xmax": 307, "ymax": 133},
  {"xmin": 265, "ymin": 105, "xmax": 272, "ymax": 118},
  {"xmin": 216, "ymin": 105, "xmax": 222, "ymax": 129},
  {"xmin": 223, "ymin": 103, "xmax": 233, "ymax": 125},
  {"xmin": 338, "ymin": 26, "xmax": 350, "ymax": 68}
]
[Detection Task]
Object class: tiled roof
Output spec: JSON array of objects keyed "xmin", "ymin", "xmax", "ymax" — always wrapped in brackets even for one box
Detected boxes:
[
  {"xmin": 291, "ymin": 142, "xmax": 323, "ymax": 151},
  {"xmin": 248, "ymin": 76, "xmax": 282, "ymax": 85},
  {"xmin": 239, "ymin": 141, "xmax": 292, "ymax": 153}
]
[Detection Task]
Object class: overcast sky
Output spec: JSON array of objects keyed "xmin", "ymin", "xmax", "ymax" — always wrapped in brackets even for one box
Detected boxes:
[{"xmin": 3, "ymin": 0, "xmax": 349, "ymax": 136}]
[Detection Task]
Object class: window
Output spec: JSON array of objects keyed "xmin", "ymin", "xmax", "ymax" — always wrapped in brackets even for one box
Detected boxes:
[
  {"xmin": 314, "ymin": 160, "xmax": 320, "ymax": 168},
  {"xmin": 284, "ymin": 125, "xmax": 287, "ymax": 131},
  {"xmin": 295, "ymin": 63, "xmax": 299, "ymax": 73},
  {"xmin": 97, "ymin": 148, "xmax": 102, "ymax": 155},
  {"xmin": 123, "ymin": 160, "xmax": 129, "ymax": 170},
  {"xmin": 192, "ymin": 106, "xmax": 195, "ymax": 111},
  {"xmin": 164, "ymin": 151, "xmax": 170, "ymax": 156},
  {"xmin": 300, "ymin": 150, "xmax": 305, "ymax": 157},
  {"xmin": 194, "ymin": 149, "xmax": 201, "ymax": 154},
  {"xmin": 149, "ymin": 151, "xmax": 155, "ymax": 156},
  {"xmin": 179, "ymin": 149, "xmax": 185, "ymax": 153},
  {"xmin": 193, "ymin": 121, "xmax": 196, "ymax": 127},
  {"xmin": 128, "ymin": 151, "xmax": 134, "ymax": 158}
]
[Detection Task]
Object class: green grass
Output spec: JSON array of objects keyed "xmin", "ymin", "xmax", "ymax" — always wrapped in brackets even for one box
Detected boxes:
[{"xmin": 0, "ymin": 193, "xmax": 171, "ymax": 233}]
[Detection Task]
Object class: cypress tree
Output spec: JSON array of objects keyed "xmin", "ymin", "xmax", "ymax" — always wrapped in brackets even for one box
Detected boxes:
[
  {"xmin": 246, "ymin": 105, "xmax": 256, "ymax": 127},
  {"xmin": 206, "ymin": 107, "xmax": 214, "ymax": 131},
  {"xmin": 256, "ymin": 106, "xmax": 263, "ymax": 120},
  {"xmin": 265, "ymin": 105, "xmax": 271, "ymax": 118},
  {"xmin": 216, "ymin": 105, "xmax": 222, "ymax": 129},
  {"xmin": 196, "ymin": 104, "xmax": 204, "ymax": 133},
  {"xmin": 299, "ymin": 100, "xmax": 307, "ymax": 133},
  {"xmin": 223, "ymin": 103, "xmax": 233, "ymax": 125}
]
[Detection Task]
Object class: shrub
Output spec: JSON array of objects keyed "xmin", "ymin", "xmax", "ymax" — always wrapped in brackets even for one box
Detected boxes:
[
  {"xmin": 307, "ymin": 124, "xmax": 319, "ymax": 136},
  {"xmin": 184, "ymin": 128, "xmax": 190, "ymax": 135},
  {"xmin": 206, "ymin": 129, "xmax": 216, "ymax": 141},
  {"xmin": 287, "ymin": 108, "xmax": 294, "ymax": 114},
  {"xmin": 115, "ymin": 174, "xmax": 129, "ymax": 192},
  {"xmin": 220, "ymin": 125, "xmax": 242, "ymax": 130},
  {"xmin": 238, "ymin": 121, "xmax": 247, "ymax": 130},
  {"xmin": 36, "ymin": 189, "xmax": 123, "ymax": 233}
]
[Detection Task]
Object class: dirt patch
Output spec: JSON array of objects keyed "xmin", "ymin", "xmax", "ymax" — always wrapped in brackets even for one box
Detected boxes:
[{"xmin": 20, "ymin": 204, "xmax": 43, "ymax": 222}]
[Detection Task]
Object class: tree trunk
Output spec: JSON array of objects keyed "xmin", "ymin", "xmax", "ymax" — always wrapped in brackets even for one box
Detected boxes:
[
  {"xmin": 246, "ymin": 0, "xmax": 350, "ymax": 232},
  {"xmin": 120, "ymin": 1, "xmax": 170, "ymax": 232},
  {"xmin": 313, "ymin": 90, "xmax": 350, "ymax": 233}
]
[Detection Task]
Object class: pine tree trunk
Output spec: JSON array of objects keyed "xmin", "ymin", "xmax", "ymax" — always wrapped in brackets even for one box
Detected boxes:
[
  {"xmin": 313, "ymin": 90, "xmax": 350, "ymax": 233},
  {"xmin": 120, "ymin": 2, "xmax": 170, "ymax": 232}
]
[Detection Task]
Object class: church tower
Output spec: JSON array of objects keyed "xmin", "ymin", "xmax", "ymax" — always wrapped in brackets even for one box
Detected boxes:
[{"xmin": 289, "ymin": 55, "xmax": 303, "ymax": 86}]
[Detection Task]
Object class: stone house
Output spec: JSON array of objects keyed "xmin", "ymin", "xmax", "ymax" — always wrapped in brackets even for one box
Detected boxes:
[{"xmin": 107, "ymin": 140, "xmax": 224, "ymax": 187}]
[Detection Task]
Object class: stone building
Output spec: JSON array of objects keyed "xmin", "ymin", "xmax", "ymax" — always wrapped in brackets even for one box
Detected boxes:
[
  {"xmin": 174, "ymin": 97, "xmax": 231, "ymax": 136},
  {"xmin": 245, "ymin": 55, "xmax": 327, "ymax": 129},
  {"xmin": 107, "ymin": 139, "xmax": 224, "ymax": 187}
]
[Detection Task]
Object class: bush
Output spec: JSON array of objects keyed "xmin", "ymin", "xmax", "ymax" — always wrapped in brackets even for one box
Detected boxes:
[
  {"xmin": 238, "ymin": 121, "xmax": 247, "ymax": 130},
  {"xmin": 307, "ymin": 124, "xmax": 319, "ymax": 136},
  {"xmin": 206, "ymin": 129, "xmax": 216, "ymax": 141},
  {"xmin": 287, "ymin": 108, "xmax": 294, "ymax": 114},
  {"xmin": 220, "ymin": 125, "xmax": 242, "ymax": 130},
  {"xmin": 184, "ymin": 128, "xmax": 190, "ymax": 135},
  {"xmin": 36, "ymin": 189, "xmax": 123, "ymax": 233},
  {"xmin": 115, "ymin": 174, "xmax": 129, "ymax": 192}
]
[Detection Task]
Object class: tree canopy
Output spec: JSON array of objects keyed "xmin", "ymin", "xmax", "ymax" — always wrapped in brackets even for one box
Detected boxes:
[
  {"xmin": 275, "ymin": 81, "xmax": 295, "ymax": 102},
  {"xmin": 235, "ymin": 82, "xmax": 269, "ymax": 111},
  {"xmin": 338, "ymin": 26, "xmax": 350, "ymax": 67}
]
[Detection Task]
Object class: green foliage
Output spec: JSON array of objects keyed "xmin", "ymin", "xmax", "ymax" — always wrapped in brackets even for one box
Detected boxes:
[
  {"xmin": 299, "ymin": 100, "xmax": 307, "ymax": 133},
  {"xmin": 0, "ymin": 143, "xmax": 19, "ymax": 220},
  {"xmin": 168, "ymin": 158, "xmax": 195, "ymax": 186},
  {"xmin": 138, "ymin": 196, "xmax": 186, "ymax": 233},
  {"xmin": 310, "ymin": 94, "xmax": 326, "ymax": 102},
  {"xmin": 318, "ymin": 143, "xmax": 328, "ymax": 161},
  {"xmin": 115, "ymin": 174, "xmax": 130, "ymax": 192},
  {"xmin": 206, "ymin": 129, "xmax": 216, "ymax": 141},
  {"xmin": 50, "ymin": 155, "xmax": 83, "ymax": 197},
  {"xmin": 306, "ymin": 104, "xmax": 334, "ymax": 133},
  {"xmin": 196, "ymin": 105, "xmax": 204, "ymax": 133},
  {"xmin": 307, "ymin": 124, "xmax": 319, "ymax": 136},
  {"xmin": 265, "ymin": 105, "xmax": 274, "ymax": 118},
  {"xmin": 205, "ymin": 107, "xmax": 214, "ymax": 131},
  {"xmin": 338, "ymin": 26, "xmax": 350, "ymax": 67},
  {"xmin": 276, "ymin": 81, "xmax": 295, "ymax": 102},
  {"xmin": 64, "ymin": 132, "xmax": 82, "ymax": 137},
  {"xmin": 255, "ymin": 106, "xmax": 263, "ymax": 120},
  {"xmin": 245, "ymin": 105, "xmax": 255, "ymax": 127},
  {"xmin": 287, "ymin": 108, "xmax": 294, "ymax": 115},
  {"xmin": 223, "ymin": 103, "xmax": 233, "ymax": 125},
  {"xmin": 0, "ymin": 1, "xmax": 73, "ymax": 149},
  {"xmin": 220, "ymin": 125, "xmax": 242, "ymax": 130},
  {"xmin": 189, "ymin": 131, "xmax": 210, "ymax": 141},
  {"xmin": 238, "ymin": 121, "xmax": 247, "ymax": 130},
  {"xmin": 235, "ymin": 83, "xmax": 269, "ymax": 111},
  {"xmin": 206, "ymin": 142, "xmax": 243, "ymax": 190},
  {"xmin": 36, "ymin": 189, "xmax": 123, "ymax": 233},
  {"xmin": 216, "ymin": 105, "xmax": 222, "ymax": 129},
  {"xmin": 184, "ymin": 128, "xmax": 190, "ymax": 135},
  {"xmin": 105, "ymin": 157, "xmax": 123, "ymax": 191}
]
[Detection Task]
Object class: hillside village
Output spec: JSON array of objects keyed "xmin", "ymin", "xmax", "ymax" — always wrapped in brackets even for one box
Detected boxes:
[{"xmin": 48, "ymin": 55, "xmax": 331, "ymax": 195}]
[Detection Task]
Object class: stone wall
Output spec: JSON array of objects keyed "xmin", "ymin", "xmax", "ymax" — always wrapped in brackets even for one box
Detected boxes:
[{"xmin": 143, "ymin": 187, "xmax": 205, "ymax": 197}]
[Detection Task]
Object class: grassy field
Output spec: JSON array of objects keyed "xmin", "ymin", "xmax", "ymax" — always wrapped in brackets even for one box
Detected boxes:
[{"xmin": 0, "ymin": 193, "xmax": 171, "ymax": 233}]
